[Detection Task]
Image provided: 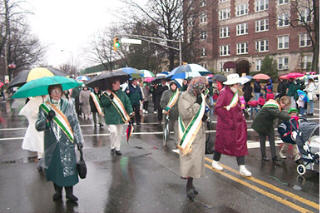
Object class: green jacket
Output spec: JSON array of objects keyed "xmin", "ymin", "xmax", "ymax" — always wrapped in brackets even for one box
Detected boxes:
[
  {"xmin": 287, "ymin": 82, "xmax": 300, "ymax": 99},
  {"xmin": 100, "ymin": 90, "xmax": 133, "ymax": 125},
  {"xmin": 252, "ymin": 106, "xmax": 290, "ymax": 135}
]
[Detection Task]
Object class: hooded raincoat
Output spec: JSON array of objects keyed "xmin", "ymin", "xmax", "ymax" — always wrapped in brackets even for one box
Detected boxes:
[
  {"xmin": 36, "ymin": 98, "xmax": 84, "ymax": 187},
  {"xmin": 215, "ymin": 86, "xmax": 248, "ymax": 156}
]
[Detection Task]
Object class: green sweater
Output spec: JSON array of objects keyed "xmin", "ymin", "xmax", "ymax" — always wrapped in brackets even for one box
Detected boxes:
[{"xmin": 100, "ymin": 90, "xmax": 133, "ymax": 125}]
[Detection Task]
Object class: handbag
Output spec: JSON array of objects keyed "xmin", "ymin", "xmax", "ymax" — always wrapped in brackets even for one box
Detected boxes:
[{"xmin": 76, "ymin": 144, "xmax": 87, "ymax": 179}]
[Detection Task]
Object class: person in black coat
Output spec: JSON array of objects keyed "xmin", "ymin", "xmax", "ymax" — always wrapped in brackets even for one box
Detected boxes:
[
  {"xmin": 275, "ymin": 79, "xmax": 288, "ymax": 99},
  {"xmin": 254, "ymin": 80, "xmax": 261, "ymax": 100},
  {"xmin": 89, "ymin": 87, "xmax": 103, "ymax": 127},
  {"xmin": 152, "ymin": 80, "xmax": 168, "ymax": 122},
  {"xmin": 242, "ymin": 82, "xmax": 253, "ymax": 104}
]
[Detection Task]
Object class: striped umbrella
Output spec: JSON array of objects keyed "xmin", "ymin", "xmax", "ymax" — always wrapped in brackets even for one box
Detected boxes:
[
  {"xmin": 8, "ymin": 67, "xmax": 67, "ymax": 88},
  {"xmin": 140, "ymin": 70, "xmax": 155, "ymax": 78}
]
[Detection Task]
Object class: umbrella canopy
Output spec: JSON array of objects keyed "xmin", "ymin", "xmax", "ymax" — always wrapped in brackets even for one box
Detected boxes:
[
  {"xmin": 143, "ymin": 77, "xmax": 154, "ymax": 83},
  {"xmin": 0, "ymin": 82, "xmax": 4, "ymax": 88},
  {"xmin": 286, "ymin": 72, "xmax": 305, "ymax": 79},
  {"xmin": 152, "ymin": 75, "xmax": 167, "ymax": 84},
  {"xmin": 253, "ymin": 73, "xmax": 270, "ymax": 80},
  {"xmin": 8, "ymin": 67, "xmax": 67, "ymax": 88},
  {"xmin": 120, "ymin": 67, "xmax": 142, "ymax": 79},
  {"xmin": 156, "ymin": 71, "xmax": 169, "ymax": 77},
  {"xmin": 212, "ymin": 74, "xmax": 227, "ymax": 82},
  {"xmin": 76, "ymin": 76, "xmax": 90, "ymax": 81},
  {"xmin": 86, "ymin": 69, "xmax": 130, "ymax": 90},
  {"xmin": 12, "ymin": 76, "xmax": 82, "ymax": 99},
  {"xmin": 140, "ymin": 70, "xmax": 155, "ymax": 78},
  {"xmin": 240, "ymin": 76, "xmax": 252, "ymax": 85},
  {"xmin": 168, "ymin": 64, "xmax": 210, "ymax": 79}
]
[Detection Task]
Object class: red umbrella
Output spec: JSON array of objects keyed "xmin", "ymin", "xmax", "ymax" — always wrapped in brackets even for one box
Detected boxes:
[
  {"xmin": 126, "ymin": 122, "xmax": 134, "ymax": 143},
  {"xmin": 286, "ymin": 72, "xmax": 304, "ymax": 79},
  {"xmin": 279, "ymin": 75, "xmax": 289, "ymax": 80},
  {"xmin": 253, "ymin": 73, "xmax": 270, "ymax": 80},
  {"xmin": 0, "ymin": 82, "xmax": 4, "ymax": 88}
]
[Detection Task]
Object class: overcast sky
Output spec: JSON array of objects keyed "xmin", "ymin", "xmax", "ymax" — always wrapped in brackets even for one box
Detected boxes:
[{"xmin": 25, "ymin": 0, "xmax": 142, "ymax": 69}]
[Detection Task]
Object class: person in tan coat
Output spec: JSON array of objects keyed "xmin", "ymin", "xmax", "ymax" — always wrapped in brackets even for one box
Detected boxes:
[{"xmin": 178, "ymin": 77, "xmax": 208, "ymax": 201}]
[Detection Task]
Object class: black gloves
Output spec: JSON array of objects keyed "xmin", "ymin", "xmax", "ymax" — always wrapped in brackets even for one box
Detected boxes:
[
  {"xmin": 109, "ymin": 93, "xmax": 114, "ymax": 99},
  {"xmin": 202, "ymin": 114, "xmax": 208, "ymax": 122},
  {"xmin": 77, "ymin": 143, "xmax": 83, "ymax": 150},
  {"xmin": 196, "ymin": 95, "xmax": 202, "ymax": 104},
  {"xmin": 47, "ymin": 110, "xmax": 55, "ymax": 121}
]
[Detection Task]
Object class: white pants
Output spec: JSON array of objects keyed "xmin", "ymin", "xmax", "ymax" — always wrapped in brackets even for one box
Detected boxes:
[{"xmin": 108, "ymin": 124, "xmax": 124, "ymax": 151}]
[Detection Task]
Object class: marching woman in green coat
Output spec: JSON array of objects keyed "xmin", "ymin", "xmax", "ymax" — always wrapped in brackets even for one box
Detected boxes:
[
  {"xmin": 36, "ymin": 84, "xmax": 84, "ymax": 203},
  {"xmin": 100, "ymin": 78, "xmax": 133, "ymax": 155}
]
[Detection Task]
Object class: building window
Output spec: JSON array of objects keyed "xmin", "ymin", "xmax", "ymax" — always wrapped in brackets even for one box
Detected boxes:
[
  {"xmin": 200, "ymin": 31, "xmax": 207, "ymax": 40},
  {"xmin": 299, "ymin": 33, "xmax": 312, "ymax": 47},
  {"xmin": 220, "ymin": 62, "xmax": 231, "ymax": 72},
  {"xmin": 255, "ymin": 19, "xmax": 269, "ymax": 32},
  {"xmin": 278, "ymin": 0, "xmax": 289, "ymax": 5},
  {"xmin": 255, "ymin": 0, "xmax": 269, "ymax": 12},
  {"xmin": 256, "ymin": 40, "xmax": 269, "ymax": 52},
  {"xmin": 187, "ymin": 17, "xmax": 194, "ymax": 26},
  {"xmin": 201, "ymin": 48, "xmax": 206, "ymax": 56},
  {"xmin": 278, "ymin": 13, "xmax": 290, "ymax": 27},
  {"xmin": 278, "ymin": 57, "xmax": 289, "ymax": 70},
  {"xmin": 300, "ymin": 8, "xmax": 312, "ymax": 23},
  {"xmin": 236, "ymin": 4, "xmax": 248, "ymax": 16},
  {"xmin": 237, "ymin": 42, "xmax": 248, "ymax": 55},
  {"xmin": 236, "ymin": 23, "xmax": 248, "ymax": 36},
  {"xmin": 220, "ymin": 26, "xmax": 230, "ymax": 38},
  {"xmin": 200, "ymin": 12, "xmax": 207, "ymax": 24},
  {"xmin": 256, "ymin": 59, "xmax": 262, "ymax": 71},
  {"xmin": 220, "ymin": 45, "xmax": 230, "ymax": 56},
  {"xmin": 278, "ymin": 35, "xmax": 289, "ymax": 49},
  {"xmin": 219, "ymin": 9, "xmax": 230, "ymax": 20},
  {"xmin": 200, "ymin": 0, "xmax": 206, "ymax": 7},
  {"xmin": 301, "ymin": 55, "xmax": 312, "ymax": 69},
  {"xmin": 200, "ymin": 62, "xmax": 207, "ymax": 68}
]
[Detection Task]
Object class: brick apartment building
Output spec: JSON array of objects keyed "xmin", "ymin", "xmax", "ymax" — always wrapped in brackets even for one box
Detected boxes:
[{"xmin": 185, "ymin": 0, "xmax": 317, "ymax": 75}]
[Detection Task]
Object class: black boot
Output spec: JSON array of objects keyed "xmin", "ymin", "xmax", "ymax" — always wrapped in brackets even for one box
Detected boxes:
[
  {"xmin": 65, "ymin": 186, "xmax": 78, "ymax": 202},
  {"xmin": 186, "ymin": 178, "xmax": 195, "ymax": 201},
  {"xmin": 53, "ymin": 183, "xmax": 62, "ymax": 201}
]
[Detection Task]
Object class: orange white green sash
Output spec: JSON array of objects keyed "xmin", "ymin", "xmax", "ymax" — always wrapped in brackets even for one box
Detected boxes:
[
  {"xmin": 225, "ymin": 91, "xmax": 239, "ymax": 111},
  {"xmin": 262, "ymin": 99, "xmax": 281, "ymax": 111},
  {"xmin": 40, "ymin": 101, "xmax": 74, "ymax": 143},
  {"xmin": 164, "ymin": 89, "xmax": 180, "ymax": 112},
  {"xmin": 177, "ymin": 93, "xmax": 205, "ymax": 156},
  {"xmin": 105, "ymin": 90, "xmax": 131, "ymax": 123},
  {"xmin": 90, "ymin": 92, "xmax": 104, "ymax": 115}
]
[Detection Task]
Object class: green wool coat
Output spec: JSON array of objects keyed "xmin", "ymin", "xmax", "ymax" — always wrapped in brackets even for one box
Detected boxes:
[
  {"xmin": 100, "ymin": 89, "xmax": 133, "ymax": 125},
  {"xmin": 252, "ymin": 106, "xmax": 290, "ymax": 135},
  {"xmin": 36, "ymin": 98, "xmax": 84, "ymax": 187}
]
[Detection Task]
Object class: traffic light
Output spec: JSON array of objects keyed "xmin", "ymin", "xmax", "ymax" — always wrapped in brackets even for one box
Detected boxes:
[{"xmin": 113, "ymin": 37, "xmax": 120, "ymax": 51}]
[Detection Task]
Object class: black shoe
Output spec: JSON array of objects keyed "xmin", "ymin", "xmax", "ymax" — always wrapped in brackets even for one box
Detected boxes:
[
  {"xmin": 111, "ymin": 148, "xmax": 115, "ymax": 155},
  {"xmin": 192, "ymin": 186, "xmax": 199, "ymax": 195},
  {"xmin": 115, "ymin": 150, "xmax": 122, "ymax": 156},
  {"xmin": 65, "ymin": 187, "xmax": 78, "ymax": 203},
  {"xmin": 186, "ymin": 188, "xmax": 195, "ymax": 201},
  {"xmin": 99, "ymin": 123, "xmax": 104, "ymax": 127},
  {"xmin": 53, "ymin": 193, "xmax": 62, "ymax": 201},
  {"xmin": 262, "ymin": 156, "xmax": 269, "ymax": 161}
]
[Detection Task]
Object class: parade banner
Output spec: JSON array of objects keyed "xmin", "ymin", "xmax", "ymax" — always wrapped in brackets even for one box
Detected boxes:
[
  {"xmin": 225, "ymin": 91, "xmax": 239, "ymax": 111},
  {"xmin": 41, "ymin": 101, "xmax": 74, "ymax": 143},
  {"xmin": 164, "ymin": 89, "xmax": 180, "ymax": 112},
  {"xmin": 177, "ymin": 93, "xmax": 205, "ymax": 156}
]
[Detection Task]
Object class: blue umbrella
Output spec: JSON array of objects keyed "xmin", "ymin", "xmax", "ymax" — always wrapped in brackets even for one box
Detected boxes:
[
  {"xmin": 76, "ymin": 76, "xmax": 90, "ymax": 81},
  {"xmin": 168, "ymin": 64, "xmax": 210, "ymax": 79},
  {"xmin": 120, "ymin": 67, "xmax": 142, "ymax": 78}
]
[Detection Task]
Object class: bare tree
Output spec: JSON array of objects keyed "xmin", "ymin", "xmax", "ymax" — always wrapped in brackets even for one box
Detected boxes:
[
  {"xmin": 122, "ymin": 0, "xmax": 196, "ymax": 70},
  {"xmin": 59, "ymin": 64, "xmax": 78, "ymax": 77}
]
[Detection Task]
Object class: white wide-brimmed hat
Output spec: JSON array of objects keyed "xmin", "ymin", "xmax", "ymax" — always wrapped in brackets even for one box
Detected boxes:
[{"xmin": 223, "ymin": 73, "xmax": 242, "ymax": 85}]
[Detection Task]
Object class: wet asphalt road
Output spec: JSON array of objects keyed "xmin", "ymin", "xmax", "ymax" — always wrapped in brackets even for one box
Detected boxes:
[{"xmin": 0, "ymin": 99, "xmax": 319, "ymax": 213}]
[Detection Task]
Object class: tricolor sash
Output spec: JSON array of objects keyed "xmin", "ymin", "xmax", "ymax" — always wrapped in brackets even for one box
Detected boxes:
[
  {"xmin": 177, "ymin": 93, "xmax": 206, "ymax": 156},
  {"xmin": 90, "ymin": 92, "xmax": 104, "ymax": 116},
  {"xmin": 104, "ymin": 90, "xmax": 131, "ymax": 123},
  {"xmin": 225, "ymin": 91, "xmax": 239, "ymax": 111},
  {"xmin": 40, "ymin": 101, "xmax": 74, "ymax": 143},
  {"xmin": 262, "ymin": 99, "xmax": 281, "ymax": 111},
  {"xmin": 164, "ymin": 89, "xmax": 180, "ymax": 113}
]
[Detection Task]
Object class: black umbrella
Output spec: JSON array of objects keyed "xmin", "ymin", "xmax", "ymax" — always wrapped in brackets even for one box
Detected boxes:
[
  {"xmin": 212, "ymin": 74, "xmax": 227, "ymax": 82},
  {"xmin": 151, "ymin": 75, "xmax": 168, "ymax": 84},
  {"xmin": 8, "ymin": 67, "xmax": 67, "ymax": 88},
  {"xmin": 86, "ymin": 69, "xmax": 130, "ymax": 90}
]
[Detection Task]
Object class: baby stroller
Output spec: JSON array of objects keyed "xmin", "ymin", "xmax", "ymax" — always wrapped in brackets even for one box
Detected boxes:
[{"xmin": 293, "ymin": 119, "xmax": 320, "ymax": 175}]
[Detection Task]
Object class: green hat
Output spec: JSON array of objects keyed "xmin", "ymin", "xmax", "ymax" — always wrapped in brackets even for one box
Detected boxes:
[{"xmin": 288, "ymin": 108, "xmax": 298, "ymax": 114}]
